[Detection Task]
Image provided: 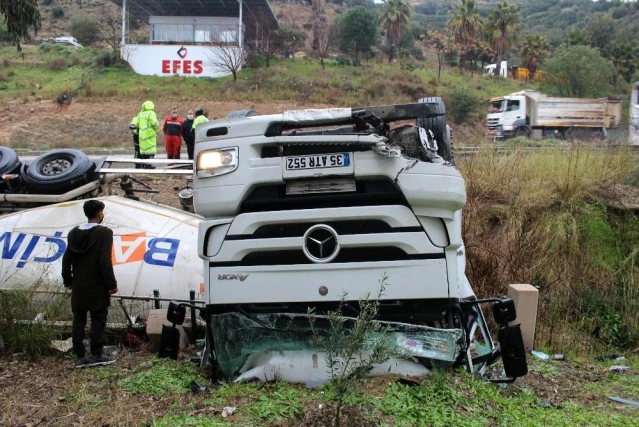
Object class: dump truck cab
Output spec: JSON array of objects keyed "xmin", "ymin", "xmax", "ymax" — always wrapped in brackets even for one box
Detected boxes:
[{"xmin": 192, "ymin": 101, "xmax": 527, "ymax": 384}]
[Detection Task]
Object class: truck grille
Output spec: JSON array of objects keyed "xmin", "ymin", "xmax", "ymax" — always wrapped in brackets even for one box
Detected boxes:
[
  {"xmin": 486, "ymin": 118, "xmax": 500, "ymax": 129},
  {"xmin": 230, "ymin": 220, "xmax": 420, "ymax": 239},
  {"xmin": 225, "ymin": 247, "xmax": 444, "ymax": 266},
  {"xmin": 240, "ymin": 180, "xmax": 409, "ymax": 213}
]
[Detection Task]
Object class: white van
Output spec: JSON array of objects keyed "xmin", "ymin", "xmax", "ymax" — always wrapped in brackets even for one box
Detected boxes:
[{"xmin": 54, "ymin": 36, "xmax": 83, "ymax": 48}]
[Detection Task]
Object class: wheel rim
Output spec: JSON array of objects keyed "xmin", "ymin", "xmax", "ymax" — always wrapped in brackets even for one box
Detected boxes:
[{"xmin": 41, "ymin": 158, "xmax": 71, "ymax": 176}]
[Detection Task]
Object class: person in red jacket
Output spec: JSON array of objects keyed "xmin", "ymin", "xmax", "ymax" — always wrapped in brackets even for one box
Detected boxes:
[{"xmin": 162, "ymin": 107, "xmax": 184, "ymax": 159}]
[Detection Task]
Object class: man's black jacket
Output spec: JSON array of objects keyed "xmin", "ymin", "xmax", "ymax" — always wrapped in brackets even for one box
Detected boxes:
[{"xmin": 62, "ymin": 225, "xmax": 117, "ymax": 312}]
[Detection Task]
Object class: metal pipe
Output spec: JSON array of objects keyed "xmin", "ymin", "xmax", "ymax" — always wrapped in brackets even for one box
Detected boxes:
[
  {"xmin": 238, "ymin": 0, "xmax": 243, "ymax": 48},
  {"xmin": 121, "ymin": 0, "xmax": 127, "ymax": 47},
  {"xmin": 0, "ymin": 181, "xmax": 101, "ymax": 204},
  {"xmin": 153, "ymin": 289, "xmax": 161, "ymax": 309},
  {"xmin": 190, "ymin": 290, "xmax": 197, "ymax": 344},
  {"xmin": 0, "ymin": 288, "xmax": 205, "ymax": 304}
]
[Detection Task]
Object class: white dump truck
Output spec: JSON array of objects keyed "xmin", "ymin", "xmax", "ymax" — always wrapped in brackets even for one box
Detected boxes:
[
  {"xmin": 486, "ymin": 90, "xmax": 622, "ymax": 140},
  {"xmin": 187, "ymin": 100, "xmax": 527, "ymax": 385}
]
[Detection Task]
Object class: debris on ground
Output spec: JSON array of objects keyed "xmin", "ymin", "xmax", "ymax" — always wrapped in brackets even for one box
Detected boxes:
[
  {"xmin": 189, "ymin": 381, "xmax": 207, "ymax": 394},
  {"xmin": 530, "ymin": 350, "xmax": 550, "ymax": 361},
  {"xmin": 608, "ymin": 365, "xmax": 630, "ymax": 373},
  {"xmin": 553, "ymin": 354, "xmax": 566, "ymax": 361},
  {"xmin": 609, "ymin": 396, "xmax": 639, "ymax": 408},
  {"xmin": 221, "ymin": 406, "xmax": 236, "ymax": 418},
  {"xmin": 51, "ymin": 338, "xmax": 73, "ymax": 353}
]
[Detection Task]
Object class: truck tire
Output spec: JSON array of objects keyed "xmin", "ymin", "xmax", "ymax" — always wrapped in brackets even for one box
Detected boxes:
[
  {"xmin": 416, "ymin": 97, "xmax": 453, "ymax": 162},
  {"xmin": 0, "ymin": 147, "xmax": 21, "ymax": 193},
  {"xmin": 227, "ymin": 109, "xmax": 259, "ymax": 118},
  {"xmin": 0, "ymin": 146, "xmax": 20, "ymax": 175},
  {"xmin": 21, "ymin": 149, "xmax": 96, "ymax": 194}
]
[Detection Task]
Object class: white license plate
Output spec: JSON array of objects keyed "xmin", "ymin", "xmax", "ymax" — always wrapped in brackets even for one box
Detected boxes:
[{"xmin": 285, "ymin": 153, "xmax": 350, "ymax": 171}]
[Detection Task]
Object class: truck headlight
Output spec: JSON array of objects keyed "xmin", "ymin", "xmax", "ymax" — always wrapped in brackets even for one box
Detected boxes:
[{"xmin": 196, "ymin": 147, "xmax": 238, "ymax": 178}]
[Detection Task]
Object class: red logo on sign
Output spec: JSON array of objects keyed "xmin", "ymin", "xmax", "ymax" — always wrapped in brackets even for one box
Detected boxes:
[{"xmin": 161, "ymin": 46, "xmax": 203, "ymax": 75}]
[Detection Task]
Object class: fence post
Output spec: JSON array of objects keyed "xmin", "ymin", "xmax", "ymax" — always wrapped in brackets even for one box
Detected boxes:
[
  {"xmin": 153, "ymin": 289, "xmax": 160, "ymax": 309},
  {"xmin": 189, "ymin": 290, "xmax": 196, "ymax": 345}
]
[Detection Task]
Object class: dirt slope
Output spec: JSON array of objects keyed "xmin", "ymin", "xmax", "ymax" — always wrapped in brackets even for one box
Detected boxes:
[{"xmin": 0, "ymin": 100, "xmax": 331, "ymax": 150}]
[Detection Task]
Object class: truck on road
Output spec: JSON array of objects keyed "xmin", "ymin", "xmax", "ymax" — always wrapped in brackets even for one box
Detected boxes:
[{"xmin": 486, "ymin": 90, "xmax": 622, "ymax": 140}]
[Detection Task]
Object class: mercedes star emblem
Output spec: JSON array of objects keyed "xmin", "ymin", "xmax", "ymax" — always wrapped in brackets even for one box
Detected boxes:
[{"xmin": 302, "ymin": 224, "xmax": 340, "ymax": 263}]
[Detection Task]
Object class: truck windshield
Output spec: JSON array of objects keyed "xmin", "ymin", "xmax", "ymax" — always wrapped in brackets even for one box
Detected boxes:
[{"xmin": 489, "ymin": 100, "xmax": 504, "ymax": 113}]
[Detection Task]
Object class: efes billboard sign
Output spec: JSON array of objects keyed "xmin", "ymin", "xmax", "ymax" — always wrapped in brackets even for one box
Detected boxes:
[
  {"xmin": 161, "ymin": 46, "xmax": 204, "ymax": 75},
  {"xmin": 122, "ymin": 44, "xmax": 240, "ymax": 78}
]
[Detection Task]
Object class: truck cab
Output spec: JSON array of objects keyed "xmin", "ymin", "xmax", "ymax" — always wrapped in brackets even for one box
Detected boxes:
[
  {"xmin": 193, "ymin": 102, "xmax": 527, "ymax": 384},
  {"xmin": 485, "ymin": 94, "xmax": 528, "ymax": 139}
]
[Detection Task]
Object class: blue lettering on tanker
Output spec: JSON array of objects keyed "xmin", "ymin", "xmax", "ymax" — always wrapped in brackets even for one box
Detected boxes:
[{"xmin": 0, "ymin": 231, "xmax": 179, "ymax": 268}]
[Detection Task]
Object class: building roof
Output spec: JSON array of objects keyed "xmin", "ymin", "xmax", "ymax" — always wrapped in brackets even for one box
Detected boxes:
[{"xmin": 111, "ymin": 0, "xmax": 278, "ymax": 39}]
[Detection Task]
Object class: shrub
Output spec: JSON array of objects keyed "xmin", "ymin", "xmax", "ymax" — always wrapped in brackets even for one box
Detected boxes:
[
  {"xmin": 336, "ymin": 57, "xmax": 352, "ymax": 66},
  {"xmin": 49, "ymin": 58, "xmax": 68, "ymax": 70},
  {"xmin": 0, "ymin": 288, "xmax": 70, "ymax": 358},
  {"xmin": 51, "ymin": 6, "xmax": 64, "ymax": 19},
  {"xmin": 246, "ymin": 53, "xmax": 266, "ymax": 68},
  {"xmin": 96, "ymin": 52, "xmax": 114, "ymax": 68},
  {"xmin": 410, "ymin": 46, "xmax": 425, "ymax": 61},
  {"xmin": 69, "ymin": 16, "xmax": 100, "ymax": 46},
  {"xmin": 447, "ymin": 89, "xmax": 480, "ymax": 124},
  {"xmin": 39, "ymin": 42, "xmax": 53, "ymax": 52}
]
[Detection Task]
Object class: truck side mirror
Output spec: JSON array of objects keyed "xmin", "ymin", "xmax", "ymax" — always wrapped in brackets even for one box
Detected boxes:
[
  {"xmin": 167, "ymin": 301, "xmax": 186, "ymax": 325},
  {"xmin": 498, "ymin": 324, "xmax": 528, "ymax": 378},
  {"xmin": 492, "ymin": 298, "xmax": 516, "ymax": 324},
  {"xmin": 492, "ymin": 298, "xmax": 528, "ymax": 379}
]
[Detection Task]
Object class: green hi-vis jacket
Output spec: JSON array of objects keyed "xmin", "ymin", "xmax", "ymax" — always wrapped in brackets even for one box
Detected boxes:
[{"xmin": 136, "ymin": 101, "xmax": 160, "ymax": 155}]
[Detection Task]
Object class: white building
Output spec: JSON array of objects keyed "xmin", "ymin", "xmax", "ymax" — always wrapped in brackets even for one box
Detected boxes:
[{"xmin": 110, "ymin": 0, "xmax": 278, "ymax": 78}]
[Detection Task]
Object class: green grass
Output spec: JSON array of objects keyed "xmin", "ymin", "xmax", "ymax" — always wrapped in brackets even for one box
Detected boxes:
[
  {"xmin": 152, "ymin": 415, "xmax": 230, "ymax": 426},
  {"xmin": 0, "ymin": 44, "xmax": 534, "ymax": 113},
  {"xmin": 117, "ymin": 357, "xmax": 205, "ymax": 397}
]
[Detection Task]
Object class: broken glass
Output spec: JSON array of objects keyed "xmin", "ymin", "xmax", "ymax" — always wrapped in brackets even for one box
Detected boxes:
[{"xmin": 210, "ymin": 312, "xmax": 465, "ymax": 378}]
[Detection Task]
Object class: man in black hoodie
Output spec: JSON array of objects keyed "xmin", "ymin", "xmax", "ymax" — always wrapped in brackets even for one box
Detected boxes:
[{"xmin": 62, "ymin": 200, "xmax": 118, "ymax": 368}]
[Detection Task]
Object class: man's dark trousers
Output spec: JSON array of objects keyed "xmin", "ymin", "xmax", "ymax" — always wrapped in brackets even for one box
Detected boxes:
[{"xmin": 72, "ymin": 308, "xmax": 108, "ymax": 358}]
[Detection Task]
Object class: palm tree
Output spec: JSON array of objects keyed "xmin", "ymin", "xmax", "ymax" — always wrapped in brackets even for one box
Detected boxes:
[
  {"xmin": 447, "ymin": 0, "xmax": 482, "ymax": 72},
  {"xmin": 380, "ymin": 0, "xmax": 411, "ymax": 62},
  {"xmin": 487, "ymin": 1, "xmax": 520, "ymax": 68},
  {"xmin": 519, "ymin": 34, "xmax": 551, "ymax": 82}
]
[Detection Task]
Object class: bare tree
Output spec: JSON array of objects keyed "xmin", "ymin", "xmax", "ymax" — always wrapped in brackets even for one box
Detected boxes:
[
  {"xmin": 99, "ymin": 13, "xmax": 121, "ymax": 57},
  {"xmin": 257, "ymin": 24, "xmax": 278, "ymax": 68},
  {"xmin": 206, "ymin": 44, "xmax": 248, "ymax": 80},
  {"xmin": 316, "ymin": 19, "xmax": 334, "ymax": 70},
  {"xmin": 311, "ymin": 0, "xmax": 324, "ymax": 54}
]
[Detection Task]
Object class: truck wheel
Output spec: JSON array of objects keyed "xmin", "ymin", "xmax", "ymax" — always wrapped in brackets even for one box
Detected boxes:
[
  {"xmin": 0, "ymin": 147, "xmax": 21, "ymax": 193},
  {"xmin": 416, "ymin": 97, "xmax": 453, "ymax": 162},
  {"xmin": 21, "ymin": 149, "xmax": 96, "ymax": 194},
  {"xmin": 0, "ymin": 146, "xmax": 20, "ymax": 175},
  {"xmin": 227, "ymin": 109, "xmax": 259, "ymax": 118}
]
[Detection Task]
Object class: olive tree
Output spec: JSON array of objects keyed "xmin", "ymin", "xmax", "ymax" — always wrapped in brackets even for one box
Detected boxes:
[
  {"xmin": 335, "ymin": 6, "xmax": 378, "ymax": 64},
  {"xmin": 539, "ymin": 44, "xmax": 614, "ymax": 98},
  {"xmin": 1, "ymin": 0, "xmax": 41, "ymax": 50}
]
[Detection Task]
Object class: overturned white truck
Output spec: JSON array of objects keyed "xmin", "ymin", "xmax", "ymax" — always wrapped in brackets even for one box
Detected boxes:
[{"xmin": 184, "ymin": 100, "xmax": 528, "ymax": 384}]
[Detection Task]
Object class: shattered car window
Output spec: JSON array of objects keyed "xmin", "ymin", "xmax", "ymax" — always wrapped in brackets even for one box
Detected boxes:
[{"xmin": 210, "ymin": 312, "xmax": 465, "ymax": 378}]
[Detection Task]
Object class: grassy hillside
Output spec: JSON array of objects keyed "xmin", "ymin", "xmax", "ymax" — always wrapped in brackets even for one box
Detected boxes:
[
  {"xmin": 414, "ymin": 0, "xmax": 639, "ymax": 47},
  {"xmin": 0, "ymin": 43, "xmax": 530, "ymax": 149}
]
